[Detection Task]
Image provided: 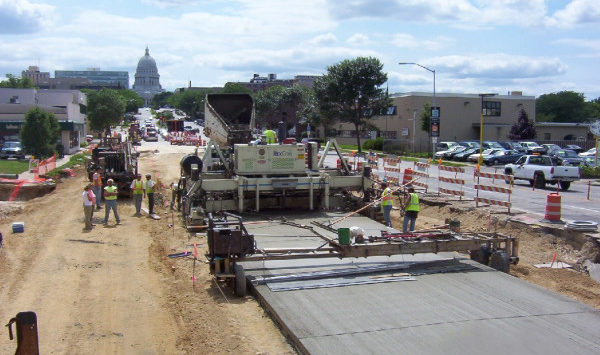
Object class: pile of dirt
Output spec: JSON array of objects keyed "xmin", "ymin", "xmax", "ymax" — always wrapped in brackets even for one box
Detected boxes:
[
  {"xmin": 0, "ymin": 201, "xmax": 25, "ymax": 220},
  {"xmin": 390, "ymin": 203, "xmax": 600, "ymax": 309}
]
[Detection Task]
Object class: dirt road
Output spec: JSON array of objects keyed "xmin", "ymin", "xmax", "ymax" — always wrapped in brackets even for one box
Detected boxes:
[{"xmin": 0, "ymin": 145, "xmax": 292, "ymax": 354}]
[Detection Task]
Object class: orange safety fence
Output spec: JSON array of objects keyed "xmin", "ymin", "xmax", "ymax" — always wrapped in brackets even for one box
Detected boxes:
[
  {"xmin": 383, "ymin": 155, "xmax": 402, "ymax": 185},
  {"xmin": 412, "ymin": 161, "xmax": 430, "ymax": 192},
  {"xmin": 437, "ymin": 165, "xmax": 466, "ymax": 199},
  {"xmin": 33, "ymin": 154, "xmax": 56, "ymax": 177},
  {"xmin": 474, "ymin": 170, "xmax": 513, "ymax": 212}
]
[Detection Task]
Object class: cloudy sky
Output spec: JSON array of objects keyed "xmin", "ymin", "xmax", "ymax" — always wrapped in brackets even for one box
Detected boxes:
[{"xmin": 1, "ymin": 0, "xmax": 599, "ymax": 99}]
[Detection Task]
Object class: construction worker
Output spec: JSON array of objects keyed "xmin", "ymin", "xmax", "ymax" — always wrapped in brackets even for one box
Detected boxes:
[
  {"xmin": 83, "ymin": 184, "xmax": 95, "ymax": 230},
  {"xmin": 380, "ymin": 182, "xmax": 394, "ymax": 228},
  {"xmin": 402, "ymin": 185, "xmax": 420, "ymax": 232},
  {"xmin": 92, "ymin": 167, "xmax": 103, "ymax": 210},
  {"xmin": 145, "ymin": 174, "xmax": 156, "ymax": 216},
  {"xmin": 103, "ymin": 179, "xmax": 120, "ymax": 225},
  {"xmin": 130, "ymin": 174, "xmax": 144, "ymax": 216},
  {"xmin": 169, "ymin": 181, "xmax": 178, "ymax": 210},
  {"xmin": 263, "ymin": 125, "xmax": 277, "ymax": 144}
]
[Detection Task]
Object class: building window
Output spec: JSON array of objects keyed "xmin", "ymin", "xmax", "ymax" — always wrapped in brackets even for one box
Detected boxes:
[
  {"xmin": 544, "ymin": 133, "xmax": 551, "ymax": 140},
  {"xmin": 386, "ymin": 106, "xmax": 396, "ymax": 115},
  {"xmin": 482, "ymin": 101, "xmax": 501, "ymax": 116}
]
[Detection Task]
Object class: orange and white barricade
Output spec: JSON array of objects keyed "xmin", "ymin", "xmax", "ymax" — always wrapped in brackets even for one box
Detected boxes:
[
  {"xmin": 383, "ymin": 155, "xmax": 402, "ymax": 185},
  {"xmin": 412, "ymin": 161, "xmax": 430, "ymax": 192},
  {"xmin": 474, "ymin": 170, "xmax": 513, "ymax": 213},
  {"xmin": 438, "ymin": 165, "xmax": 465, "ymax": 199}
]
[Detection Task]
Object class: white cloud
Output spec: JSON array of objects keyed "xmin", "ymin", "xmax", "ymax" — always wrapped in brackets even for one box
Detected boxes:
[
  {"xmin": 310, "ymin": 33, "xmax": 338, "ymax": 46},
  {"xmin": 427, "ymin": 54, "xmax": 567, "ymax": 79},
  {"xmin": 390, "ymin": 33, "xmax": 453, "ymax": 50},
  {"xmin": 546, "ymin": 0, "xmax": 600, "ymax": 27},
  {"xmin": 0, "ymin": 0, "xmax": 55, "ymax": 34},
  {"xmin": 346, "ymin": 33, "xmax": 369, "ymax": 46}
]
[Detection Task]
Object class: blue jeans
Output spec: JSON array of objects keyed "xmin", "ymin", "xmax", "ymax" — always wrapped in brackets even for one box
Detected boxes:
[
  {"xmin": 93, "ymin": 186, "xmax": 102, "ymax": 208},
  {"xmin": 382, "ymin": 204, "xmax": 393, "ymax": 227},
  {"xmin": 104, "ymin": 200, "xmax": 120, "ymax": 223},
  {"xmin": 403, "ymin": 211, "xmax": 418, "ymax": 232}
]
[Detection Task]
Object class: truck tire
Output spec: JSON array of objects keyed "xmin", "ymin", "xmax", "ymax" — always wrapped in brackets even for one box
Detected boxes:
[
  {"xmin": 234, "ymin": 264, "xmax": 246, "ymax": 297},
  {"xmin": 559, "ymin": 181, "xmax": 571, "ymax": 191},
  {"xmin": 470, "ymin": 246, "xmax": 491, "ymax": 265},
  {"xmin": 490, "ymin": 251, "xmax": 510, "ymax": 273},
  {"xmin": 504, "ymin": 170, "xmax": 513, "ymax": 184},
  {"xmin": 534, "ymin": 172, "xmax": 546, "ymax": 189}
]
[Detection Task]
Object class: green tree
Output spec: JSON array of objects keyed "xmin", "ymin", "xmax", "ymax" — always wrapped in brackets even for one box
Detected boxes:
[
  {"xmin": 221, "ymin": 82, "xmax": 253, "ymax": 95},
  {"xmin": 0, "ymin": 74, "xmax": 33, "ymax": 88},
  {"xmin": 116, "ymin": 89, "xmax": 144, "ymax": 113},
  {"xmin": 86, "ymin": 88, "xmax": 126, "ymax": 133},
  {"xmin": 420, "ymin": 102, "xmax": 431, "ymax": 133},
  {"xmin": 170, "ymin": 89, "xmax": 217, "ymax": 118},
  {"xmin": 255, "ymin": 85, "xmax": 317, "ymax": 138},
  {"xmin": 150, "ymin": 91, "xmax": 173, "ymax": 109},
  {"xmin": 536, "ymin": 91, "xmax": 588, "ymax": 122},
  {"xmin": 20, "ymin": 107, "xmax": 60, "ymax": 158},
  {"xmin": 314, "ymin": 57, "xmax": 389, "ymax": 151}
]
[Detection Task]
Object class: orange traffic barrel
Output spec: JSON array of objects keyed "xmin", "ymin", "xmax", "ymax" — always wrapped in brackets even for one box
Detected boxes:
[
  {"xmin": 403, "ymin": 168, "xmax": 413, "ymax": 185},
  {"xmin": 544, "ymin": 193, "xmax": 561, "ymax": 222}
]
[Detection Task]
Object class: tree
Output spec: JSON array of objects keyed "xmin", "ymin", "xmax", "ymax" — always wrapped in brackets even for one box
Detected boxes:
[
  {"xmin": 20, "ymin": 107, "xmax": 60, "ymax": 158},
  {"xmin": 536, "ymin": 91, "xmax": 588, "ymax": 122},
  {"xmin": 169, "ymin": 89, "xmax": 217, "ymax": 118},
  {"xmin": 116, "ymin": 89, "xmax": 144, "ymax": 113},
  {"xmin": 221, "ymin": 82, "xmax": 253, "ymax": 95},
  {"xmin": 314, "ymin": 57, "xmax": 389, "ymax": 151},
  {"xmin": 420, "ymin": 102, "xmax": 431, "ymax": 133},
  {"xmin": 86, "ymin": 88, "xmax": 126, "ymax": 133},
  {"xmin": 150, "ymin": 91, "xmax": 173, "ymax": 109},
  {"xmin": 508, "ymin": 109, "xmax": 536, "ymax": 140},
  {"xmin": 0, "ymin": 74, "xmax": 33, "ymax": 88}
]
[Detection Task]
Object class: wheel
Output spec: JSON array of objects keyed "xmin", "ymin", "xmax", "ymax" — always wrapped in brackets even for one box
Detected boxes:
[
  {"xmin": 534, "ymin": 173, "xmax": 546, "ymax": 189},
  {"xmin": 559, "ymin": 181, "xmax": 571, "ymax": 191},
  {"xmin": 489, "ymin": 251, "xmax": 510, "ymax": 273},
  {"xmin": 528, "ymin": 180, "xmax": 534, "ymax": 187},
  {"xmin": 234, "ymin": 263, "xmax": 246, "ymax": 297},
  {"xmin": 470, "ymin": 246, "xmax": 491, "ymax": 265},
  {"xmin": 504, "ymin": 171, "xmax": 513, "ymax": 185}
]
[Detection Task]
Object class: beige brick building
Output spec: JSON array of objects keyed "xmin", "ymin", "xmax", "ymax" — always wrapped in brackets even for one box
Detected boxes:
[{"xmin": 332, "ymin": 91, "xmax": 536, "ymax": 151}]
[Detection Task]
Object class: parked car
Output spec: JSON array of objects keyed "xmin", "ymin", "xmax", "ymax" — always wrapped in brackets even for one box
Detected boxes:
[
  {"xmin": 565, "ymin": 144, "xmax": 583, "ymax": 154},
  {"xmin": 144, "ymin": 128, "xmax": 159, "ymax": 142},
  {"xmin": 582, "ymin": 156, "xmax": 599, "ymax": 166},
  {"xmin": 504, "ymin": 155, "xmax": 580, "ymax": 190},
  {"xmin": 443, "ymin": 146, "xmax": 468, "ymax": 160},
  {"xmin": 436, "ymin": 142, "xmax": 457, "ymax": 151},
  {"xmin": 467, "ymin": 148, "xmax": 503, "ymax": 163},
  {"xmin": 434, "ymin": 145, "xmax": 463, "ymax": 159},
  {"xmin": 519, "ymin": 141, "xmax": 544, "ymax": 154},
  {"xmin": 482, "ymin": 141, "xmax": 504, "ymax": 149},
  {"xmin": 550, "ymin": 149, "xmax": 584, "ymax": 166},
  {"xmin": 540, "ymin": 144, "xmax": 562, "ymax": 155},
  {"xmin": 499, "ymin": 141, "xmax": 526, "ymax": 153},
  {"xmin": 579, "ymin": 147, "xmax": 597, "ymax": 157},
  {"xmin": 0, "ymin": 141, "xmax": 25, "ymax": 159},
  {"xmin": 453, "ymin": 147, "xmax": 479, "ymax": 161},
  {"xmin": 483, "ymin": 150, "xmax": 523, "ymax": 166},
  {"xmin": 458, "ymin": 141, "xmax": 480, "ymax": 148}
]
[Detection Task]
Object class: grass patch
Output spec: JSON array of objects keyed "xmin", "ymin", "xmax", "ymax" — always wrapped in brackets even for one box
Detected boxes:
[
  {"xmin": 46, "ymin": 153, "xmax": 89, "ymax": 177},
  {"xmin": 0, "ymin": 160, "xmax": 30, "ymax": 174}
]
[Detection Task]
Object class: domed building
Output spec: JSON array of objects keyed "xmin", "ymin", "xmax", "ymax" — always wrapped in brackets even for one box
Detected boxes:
[{"xmin": 133, "ymin": 46, "xmax": 163, "ymax": 106}]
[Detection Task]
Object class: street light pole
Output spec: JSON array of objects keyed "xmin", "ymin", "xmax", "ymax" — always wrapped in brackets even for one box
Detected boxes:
[
  {"xmin": 478, "ymin": 93, "xmax": 496, "ymax": 165},
  {"xmin": 399, "ymin": 62, "xmax": 436, "ymax": 153}
]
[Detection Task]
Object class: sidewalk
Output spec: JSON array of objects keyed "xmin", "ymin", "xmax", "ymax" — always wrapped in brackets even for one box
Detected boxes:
[{"xmin": 17, "ymin": 153, "xmax": 76, "ymax": 181}]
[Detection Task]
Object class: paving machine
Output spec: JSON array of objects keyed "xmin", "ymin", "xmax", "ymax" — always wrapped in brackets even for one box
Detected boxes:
[{"xmin": 180, "ymin": 93, "xmax": 371, "ymax": 227}]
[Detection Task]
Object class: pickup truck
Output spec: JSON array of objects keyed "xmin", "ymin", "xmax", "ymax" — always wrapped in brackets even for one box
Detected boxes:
[{"xmin": 504, "ymin": 155, "xmax": 580, "ymax": 190}]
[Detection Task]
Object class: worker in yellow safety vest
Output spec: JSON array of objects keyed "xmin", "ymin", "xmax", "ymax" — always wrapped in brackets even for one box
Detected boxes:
[
  {"xmin": 380, "ymin": 182, "xmax": 394, "ymax": 228},
  {"xmin": 145, "ymin": 174, "xmax": 156, "ymax": 216},
  {"xmin": 263, "ymin": 125, "xmax": 278, "ymax": 144},
  {"xmin": 130, "ymin": 174, "xmax": 144, "ymax": 216},
  {"xmin": 103, "ymin": 178, "xmax": 120, "ymax": 225},
  {"xmin": 402, "ymin": 185, "xmax": 420, "ymax": 232}
]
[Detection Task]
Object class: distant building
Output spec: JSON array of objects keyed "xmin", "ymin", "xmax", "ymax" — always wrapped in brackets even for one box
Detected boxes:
[
  {"xmin": 0, "ymin": 88, "xmax": 87, "ymax": 154},
  {"xmin": 132, "ymin": 47, "xmax": 163, "ymax": 106},
  {"xmin": 21, "ymin": 66, "xmax": 50, "ymax": 86},
  {"xmin": 55, "ymin": 68, "xmax": 129, "ymax": 89},
  {"xmin": 226, "ymin": 73, "xmax": 320, "ymax": 93}
]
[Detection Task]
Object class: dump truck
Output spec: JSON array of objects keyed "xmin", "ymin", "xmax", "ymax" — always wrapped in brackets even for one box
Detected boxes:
[
  {"xmin": 166, "ymin": 119, "xmax": 184, "ymax": 132},
  {"xmin": 128, "ymin": 123, "xmax": 141, "ymax": 145},
  {"xmin": 203, "ymin": 93, "xmax": 255, "ymax": 147},
  {"xmin": 86, "ymin": 136, "xmax": 139, "ymax": 197}
]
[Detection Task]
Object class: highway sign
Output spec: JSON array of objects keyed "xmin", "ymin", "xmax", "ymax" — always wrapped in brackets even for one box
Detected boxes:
[{"xmin": 590, "ymin": 120, "xmax": 600, "ymax": 136}]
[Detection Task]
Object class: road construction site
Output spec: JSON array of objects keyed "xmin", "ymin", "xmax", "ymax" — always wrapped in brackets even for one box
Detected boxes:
[{"xmin": 1, "ymin": 97, "xmax": 600, "ymax": 354}]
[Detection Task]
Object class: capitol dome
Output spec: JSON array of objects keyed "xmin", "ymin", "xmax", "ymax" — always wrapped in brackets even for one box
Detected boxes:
[{"xmin": 133, "ymin": 46, "xmax": 163, "ymax": 106}]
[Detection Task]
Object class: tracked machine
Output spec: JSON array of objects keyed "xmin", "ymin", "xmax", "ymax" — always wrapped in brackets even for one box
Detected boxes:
[{"xmin": 86, "ymin": 136, "xmax": 139, "ymax": 197}]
